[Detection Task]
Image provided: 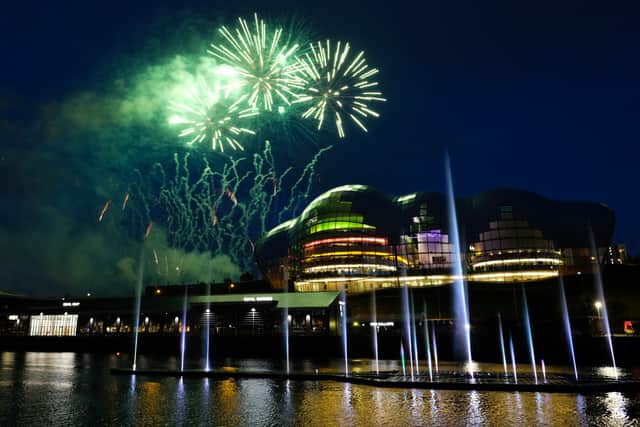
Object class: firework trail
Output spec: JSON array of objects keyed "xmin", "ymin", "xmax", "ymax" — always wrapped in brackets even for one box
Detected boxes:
[
  {"xmin": 98, "ymin": 200, "xmax": 112, "ymax": 222},
  {"xmin": 127, "ymin": 141, "xmax": 331, "ymax": 273},
  {"xmin": 122, "ymin": 193, "xmax": 130, "ymax": 211},
  {"xmin": 277, "ymin": 144, "xmax": 333, "ymax": 222},
  {"xmin": 145, "ymin": 222, "xmax": 153, "ymax": 239}
]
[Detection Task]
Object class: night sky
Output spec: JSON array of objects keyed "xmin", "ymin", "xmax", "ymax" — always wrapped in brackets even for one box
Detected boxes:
[{"xmin": 1, "ymin": 0, "xmax": 639, "ymax": 296}]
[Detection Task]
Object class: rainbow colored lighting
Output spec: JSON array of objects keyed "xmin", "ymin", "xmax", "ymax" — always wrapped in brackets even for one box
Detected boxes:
[
  {"xmin": 303, "ymin": 263, "xmax": 397, "ymax": 273},
  {"xmin": 471, "ymin": 258, "xmax": 562, "ymax": 268},
  {"xmin": 468, "ymin": 271, "xmax": 558, "ymax": 281},
  {"xmin": 303, "ymin": 236, "xmax": 388, "ymax": 249},
  {"xmin": 309, "ymin": 221, "xmax": 375, "ymax": 234},
  {"xmin": 305, "ymin": 251, "xmax": 408, "ymax": 264}
]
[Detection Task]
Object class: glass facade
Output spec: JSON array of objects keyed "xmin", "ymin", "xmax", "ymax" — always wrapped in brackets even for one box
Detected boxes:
[
  {"xmin": 290, "ymin": 186, "xmax": 401, "ymax": 293},
  {"xmin": 468, "ymin": 206, "xmax": 561, "ymax": 282},
  {"xmin": 396, "ymin": 195, "xmax": 455, "ymax": 275},
  {"xmin": 256, "ymin": 186, "xmax": 615, "ymax": 294},
  {"xmin": 29, "ymin": 314, "xmax": 78, "ymax": 336}
]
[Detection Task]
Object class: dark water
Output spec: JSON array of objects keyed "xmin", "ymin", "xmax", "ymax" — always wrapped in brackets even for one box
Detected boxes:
[{"xmin": 2, "ymin": 352, "xmax": 640, "ymax": 426}]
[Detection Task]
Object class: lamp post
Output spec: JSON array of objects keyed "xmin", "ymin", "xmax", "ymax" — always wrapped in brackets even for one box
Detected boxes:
[
  {"xmin": 594, "ymin": 301, "xmax": 602, "ymax": 318},
  {"xmin": 594, "ymin": 300, "xmax": 603, "ymax": 336},
  {"xmin": 251, "ymin": 307, "xmax": 256, "ymax": 335}
]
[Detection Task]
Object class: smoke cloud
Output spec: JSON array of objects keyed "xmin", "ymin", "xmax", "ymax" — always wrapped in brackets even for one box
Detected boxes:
[{"xmin": 0, "ymin": 52, "xmax": 247, "ymax": 297}]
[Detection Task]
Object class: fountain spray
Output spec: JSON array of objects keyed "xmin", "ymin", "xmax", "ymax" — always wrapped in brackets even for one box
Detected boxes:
[
  {"xmin": 445, "ymin": 153, "xmax": 473, "ymax": 367},
  {"xmin": 498, "ymin": 313, "xmax": 508, "ymax": 377},
  {"xmin": 340, "ymin": 287, "xmax": 349, "ymax": 376},
  {"xmin": 180, "ymin": 286, "xmax": 188, "ymax": 372},
  {"xmin": 371, "ymin": 290, "xmax": 380, "ymax": 375},
  {"xmin": 559, "ymin": 278, "xmax": 578, "ymax": 381},
  {"xmin": 431, "ymin": 322, "xmax": 439, "ymax": 375},
  {"xmin": 509, "ymin": 333, "xmax": 518, "ymax": 384},
  {"xmin": 204, "ymin": 283, "xmax": 211, "ymax": 372},
  {"xmin": 410, "ymin": 290, "xmax": 420, "ymax": 376},
  {"xmin": 521, "ymin": 286, "xmax": 538, "ymax": 384},
  {"xmin": 400, "ymin": 341, "xmax": 406, "ymax": 378},
  {"xmin": 589, "ymin": 229, "xmax": 617, "ymax": 379},
  {"xmin": 424, "ymin": 302, "xmax": 433, "ymax": 381},
  {"xmin": 132, "ymin": 244, "xmax": 145, "ymax": 371}
]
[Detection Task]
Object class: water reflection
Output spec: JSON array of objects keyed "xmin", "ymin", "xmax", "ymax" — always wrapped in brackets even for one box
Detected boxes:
[
  {"xmin": 174, "ymin": 378, "xmax": 185, "ymax": 425},
  {"xmin": 218, "ymin": 378, "xmax": 240, "ymax": 423},
  {"xmin": 467, "ymin": 390, "xmax": 484, "ymax": 425},
  {"xmin": 604, "ymin": 392, "xmax": 629, "ymax": 424},
  {"xmin": 140, "ymin": 381, "xmax": 162, "ymax": 423},
  {"xmin": 1, "ymin": 353, "xmax": 640, "ymax": 426},
  {"xmin": 342, "ymin": 382, "xmax": 353, "ymax": 425},
  {"xmin": 426, "ymin": 389, "xmax": 435, "ymax": 420},
  {"xmin": 535, "ymin": 392, "xmax": 544, "ymax": 425}
]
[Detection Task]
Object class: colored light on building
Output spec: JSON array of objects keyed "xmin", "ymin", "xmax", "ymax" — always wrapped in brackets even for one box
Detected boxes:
[
  {"xmin": 304, "ymin": 264, "xmax": 397, "ymax": 274},
  {"xmin": 396, "ymin": 194, "xmax": 416, "ymax": 203},
  {"xmin": 305, "ymin": 251, "xmax": 408, "ymax": 265},
  {"xmin": 303, "ymin": 236, "xmax": 388, "ymax": 250},
  {"xmin": 29, "ymin": 314, "xmax": 78, "ymax": 336},
  {"xmin": 467, "ymin": 271, "xmax": 559, "ymax": 281},
  {"xmin": 472, "ymin": 258, "xmax": 562, "ymax": 269},
  {"xmin": 309, "ymin": 221, "xmax": 375, "ymax": 234}
]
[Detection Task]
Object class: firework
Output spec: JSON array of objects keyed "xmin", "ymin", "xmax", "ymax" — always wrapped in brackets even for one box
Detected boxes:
[
  {"xmin": 293, "ymin": 40, "xmax": 386, "ymax": 137},
  {"xmin": 98, "ymin": 200, "xmax": 111, "ymax": 222},
  {"xmin": 168, "ymin": 75, "xmax": 258, "ymax": 152},
  {"xmin": 210, "ymin": 202, "xmax": 218, "ymax": 226},
  {"xmin": 207, "ymin": 13, "xmax": 304, "ymax": 112},
  {"xmin": 122, "ymin": 193, "xmax": 130, "ymax": 211},
  {"xmin": 145, "ymin": 222, "xmax": 154, "ymax": 239},
  {"xmin": 226, "ymin": 188, "xmax": 238, "ymax": 206},
  {"xmin": 128, "ymin": 141, "xmax": 332, "ymax": 273}
]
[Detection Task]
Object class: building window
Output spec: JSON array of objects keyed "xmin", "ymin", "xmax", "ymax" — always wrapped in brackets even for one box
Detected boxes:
[{"xmin": 29, "ymin": 314, "xmax": 78, "ymax": 336}]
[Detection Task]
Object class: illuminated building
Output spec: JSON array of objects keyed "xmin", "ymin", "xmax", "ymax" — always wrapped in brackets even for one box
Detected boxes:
[
  {"xmin": 256, "ymin": 186, "xmax": 615, "ymax": 293},
  {"xmin": 289, "ymin": 185, "xmax": 403, "ymax": 293},
  {"xmin": 468, "ymin": 206, "xmax": 561, "ymax": 282},
  {"xmin": 29, "ymin": 313, "xmax": 78, "ymax": 336}
]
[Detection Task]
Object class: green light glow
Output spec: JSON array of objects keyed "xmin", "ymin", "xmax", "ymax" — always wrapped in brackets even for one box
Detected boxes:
[
  {"xmin": 310, "ymin": 221, "xmax": 375, "ymax": 234},
  {"xmin": 168, "ymin": 75, "xmax": 257, "ymax": 152}
]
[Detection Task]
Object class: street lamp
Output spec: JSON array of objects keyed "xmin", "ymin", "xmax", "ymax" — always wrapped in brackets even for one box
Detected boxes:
[
  {"xmin": 251, "ymin": 307, "xmax": 256, "ymax": 334},
  {"xmin": 594, "ymin": 301, "xmax": 602, "ymax": 318}
]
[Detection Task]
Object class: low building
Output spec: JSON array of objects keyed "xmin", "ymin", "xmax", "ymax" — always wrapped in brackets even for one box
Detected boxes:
[{"xmin": 0, "ymin": 283, "xmax": 341, "ymax": 337}]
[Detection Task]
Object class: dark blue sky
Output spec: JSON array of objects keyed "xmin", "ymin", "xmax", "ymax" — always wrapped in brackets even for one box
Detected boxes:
[{"xmin": 1, "ymin": 0, "xmax": 639, "ymax": 294}]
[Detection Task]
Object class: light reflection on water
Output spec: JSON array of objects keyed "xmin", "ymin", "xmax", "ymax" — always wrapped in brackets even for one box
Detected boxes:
[{"xmin": 1, "ymin": 352, "xmax": 640, "ymax": 426}]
